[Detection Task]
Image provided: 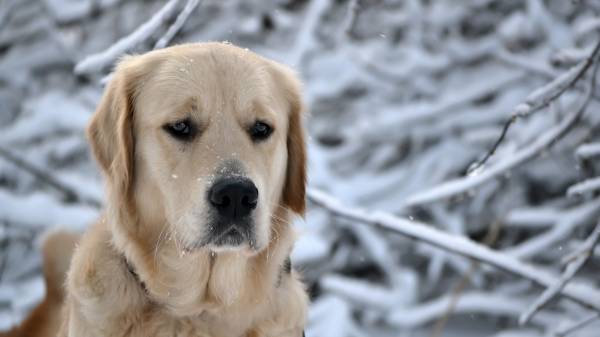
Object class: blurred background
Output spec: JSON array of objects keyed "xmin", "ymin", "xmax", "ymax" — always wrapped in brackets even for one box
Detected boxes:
[{"xmin": 1, "ymin": 0, "xmax": 600, "ymax": 336}]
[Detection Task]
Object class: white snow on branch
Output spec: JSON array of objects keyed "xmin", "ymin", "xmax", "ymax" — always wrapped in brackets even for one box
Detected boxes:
[
  {"xmin": 519, "ymin": 221, "xmax": 600, "ymax": 325},
  {"xmin": 153, "ymin": 0, "xmax": 201, "ymax": 50},
  {"xmin": 385, "ymin": 292, "xmax": 561, "ymax": 328},
  {"xmin": 308, "ymin": 188, "xmax": 600, "ymax": 313},
  {"xmin": 74, "ymin": 0, "xmax": 181, "ymax": 74},
  {"xmin": 403, "ymin": 60, "xmax": 597, "ymax": 207},
  {"xmin": 504, "ymin": 199, "xmax": 600, "ymax": 259},
  {"xmin": 553, "ymin": 312, "xmax": 600, "ymax": 337},
  {"xmin": 575, "ymin": 142, "xmax": 600, "ymax": 159},
  {"xmin": 287, "ymin": 0, "xmax": 329, "ymax": 67},
  {"xmin": 567, "ymin": 176, "xmax": 600, "ymax": 196},
  {"xmin": 516, "ymin": 40, "xmax": 600, "ymax": 118}
]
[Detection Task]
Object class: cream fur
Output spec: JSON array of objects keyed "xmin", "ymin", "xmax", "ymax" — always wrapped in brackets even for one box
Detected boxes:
[{"xmin": 4, "ymin": 42, "xmax": 309, "ymax": 337}]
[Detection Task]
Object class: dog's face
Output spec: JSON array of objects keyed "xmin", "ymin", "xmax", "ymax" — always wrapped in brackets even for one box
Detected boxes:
[{"xmin": 88, "ymin": 43, "xmax": 306, "ymax": 255}]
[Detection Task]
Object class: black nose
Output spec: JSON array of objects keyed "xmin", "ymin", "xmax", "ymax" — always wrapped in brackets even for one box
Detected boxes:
[{"xmin": 209, "ymin": 178, "xmax": 258, "ymax": 219}]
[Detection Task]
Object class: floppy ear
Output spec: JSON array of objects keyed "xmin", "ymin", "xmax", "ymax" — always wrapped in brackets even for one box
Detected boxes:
[
  {"xmin": 270, "ymin": 63, "xmax": 307, "ymax": 216},
  {"xmin": 87, "ymin": 58, "xmax": 139, "ymax": 219}
]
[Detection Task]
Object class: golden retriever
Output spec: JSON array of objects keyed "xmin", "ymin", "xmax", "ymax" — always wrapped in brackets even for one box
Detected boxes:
[{"xmin": 1, "ymin": 42, "xmax": 308, "ymax": 337}]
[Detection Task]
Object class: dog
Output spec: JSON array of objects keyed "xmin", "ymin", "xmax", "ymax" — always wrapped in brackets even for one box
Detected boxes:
[{"xmin": 1, "ymin": 42, "xmax": 308, "ymax": 337}]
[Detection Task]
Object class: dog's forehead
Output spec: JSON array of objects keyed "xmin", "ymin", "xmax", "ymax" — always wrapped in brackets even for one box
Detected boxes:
[{"xmin": 137, "ymin": 47, "xmax": 282, "ymax": 121}]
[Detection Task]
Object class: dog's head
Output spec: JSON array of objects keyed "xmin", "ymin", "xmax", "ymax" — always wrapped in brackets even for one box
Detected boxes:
[{"xmin": 88, "ymin": 43, "xmax": 306, "ymax": 255}]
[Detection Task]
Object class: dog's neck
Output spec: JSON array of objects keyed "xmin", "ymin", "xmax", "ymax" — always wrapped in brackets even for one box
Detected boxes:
[{"xmin": 109, "ymin": 206, "xmax": 296, "ymax": 317}]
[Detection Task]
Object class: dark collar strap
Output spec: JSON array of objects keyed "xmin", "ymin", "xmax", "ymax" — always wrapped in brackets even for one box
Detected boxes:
[{"xmin": 124, "ymin": 256, "xmax": 149, "ymax": 294}]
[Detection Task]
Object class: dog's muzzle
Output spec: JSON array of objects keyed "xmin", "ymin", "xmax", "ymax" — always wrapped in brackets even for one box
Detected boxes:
[{"xmin": 206, "ymin": 177, "xmax": 258, "ymax": 247}]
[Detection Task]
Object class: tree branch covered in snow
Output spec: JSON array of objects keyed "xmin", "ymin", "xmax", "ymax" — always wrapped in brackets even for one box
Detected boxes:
[
  {"xmin": 467, "ymin": 38, "xmax": 600, "ymax": 175},
  {"xmin": 153, "ymin": 0, "xmax": 202, "ymax": 50},
  {"xmin": 74, "ymin": 0, "xmax": 182, "ymax": 74},
  {"xmin": 308, "ymin": 188, "xmax": 600, "ymax": 313},
  {"xmin": 0, "ymin": 146, "xmax": 101, "ymax": 208},
  {"xmin": 519, "ymin": 221, "xmax": 600, "ymax": 325},
  {"xmin": 3, "ymin": 1, "xmax": 600, "ymax": 336},
  {"xmin": 404, "ymin": 42, "xmax": 600, "ymax": 207}
]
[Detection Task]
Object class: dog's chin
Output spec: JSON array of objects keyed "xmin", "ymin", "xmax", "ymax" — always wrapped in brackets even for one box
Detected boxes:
[
  {"xmin": 193, "ymin": 228, "xmax": 264, "ymax": 256},
  {"xmin": 208, "ymin": 230, "xmax": 249, "ymax": 251}
]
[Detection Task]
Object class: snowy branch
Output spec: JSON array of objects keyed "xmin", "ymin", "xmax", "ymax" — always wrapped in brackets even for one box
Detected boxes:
[
  {"xmin": 153, "ymin": 0, "xmax": 201, "ymax": 50},
  {"xmin": 567, "ymin": 177, "xmax": 600, "ymax": 196},
  {"xmin": 385, "ymin": 292, "xmax": 561, "ymax": 328},
  {"xmin": 466, "ymin": 39, "xmax": 600, "ymax": 175},
  {"xmin": 403, "ymin": 51, "xmax": 599, "ymax": 207},
  {"xmin": 519, "ymin": 221, "xmax": 600, "ymax": 325},
  {"xmin": 74, "ymin": 0, "xmax": 181, "ymax": 74},
  {"xmin": 5, "ymin": 1, "xmax": 600, "ymax": 335},
  {"xmin": 0, "ymin": 146, "xmax": 101, "ymax": 208},
  {"xmin": 553, "ymin": 313, "xmax": 600, "ymax": 337},
  {"xmin": 308, "ymin": 188, "xmax": 600, "ymax": 313},
  {"xmin": 576, "ymin": 142, "xmax": 600, "ymax": 159},
  {"xmin": 343, "ymin": 0, "xmax": 360, "ymax": 37}
]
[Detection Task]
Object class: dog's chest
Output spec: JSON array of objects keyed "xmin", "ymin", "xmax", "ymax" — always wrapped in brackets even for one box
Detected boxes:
[{"xmin": 129, "ymin": 308, "xmax": 255, "ymax": 337}]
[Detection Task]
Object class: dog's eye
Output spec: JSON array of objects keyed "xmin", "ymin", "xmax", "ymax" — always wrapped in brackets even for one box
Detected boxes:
[
  {"xmin": 163, "ymin": 119, "xmax": 196, "ymax": 141},
  {"xmin": 249, "ymin": 121, "xmax": 273, "ymax": 141}
]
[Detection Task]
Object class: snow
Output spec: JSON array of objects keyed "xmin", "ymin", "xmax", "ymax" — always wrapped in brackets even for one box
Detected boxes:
[
  {"xmin": 43, "ymin": 0, "xmax": 93, "ymax": 23},
  {"xmin": 567, "ymin": 177, "xmax": 600, "ymax": 196},
  {"xmin": 403, "ymin": 85, "xmax": 592, "ymax": 207},
  {"xmin": 0, "ymin": 92, "xmax": 91, "ymax": 143},
  {"xmin": 308, "ymin": 188, "xmax": 600, "ymax": 312},
  {"xmin": 3, "ymin": 1, "xmax": 600, "ymax": 336},
  {"xmin": 575, "ymin": 142, "xmax": 600, "ymax": 159},
  {"xmin": 0, "ymin": 190, "xmax": 97, "ymax": 230},
  {"xmin": 74, "ymin": 0, "xmax": 181, "ymax": 74}
]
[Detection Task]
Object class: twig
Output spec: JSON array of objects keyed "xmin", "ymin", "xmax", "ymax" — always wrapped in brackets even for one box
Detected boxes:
[
  {"xmin": 0, "ymin": 0, "xmax": 18, "ymax": 31},
  {"xmin": 465, "ymin": 114, "xmax": 516, "ymax": 175},
  {"xmin": 553, "ymin": 312, "xmax": 600, "ymax": 337},
  {"xmin": 343, "ymin": 0, "xmax": 360, "ymax": 37},
  {"xmin": 74, "ymin": 0, "xmax": 181, "ymax": 74},
  {"xmin": 0, "ymin": 223, "xmax": 8, "ymax": 282},
  {"xmin": 308, "ymin": 188, "xmax": 600, "ymax": 313},
  {"xmin": 287, "ymin": 0, "xmax": 329, "ymax": 67},
  {"xmin": 576, "ymin": 142, "xmax": 600, "ymax": 159},
  {"xmin": 520, "ymin": 221, "xmax": 600, "ymax": 325},
  {"xmin": 0, "ymin": 146, "xmax": 102, "ymax": 208},
  {"xmin": 567, "ymin": 176, "xmax": 600, "ymax": 196},
  {"xmin": 353, "ymin": 72, "xmax": 524, "ymax": 144},
  {"xmin": 385, "ymin": 291, "xmax": 561, "ymax": 328},
  {"xmin": 495, "ymin": 49, "xmax": 600, "ymax": 102},
  {"xmin": 505, "ymin": 198, "xmax": 600, "ymax": 259},
  {"xmin": 153, "ymin": 0, "xmax": 201, "ymax": 49},
  {"xmin": 429, "ymin": 219, "xmax": 503, "ymax": 337},
  {"xmin": 404, "ymin": 51, "xmax": 598, "ymax": 207},
  {"xmin": 467, "ymin": 38, "xmax": 600, "ymax": 175}
]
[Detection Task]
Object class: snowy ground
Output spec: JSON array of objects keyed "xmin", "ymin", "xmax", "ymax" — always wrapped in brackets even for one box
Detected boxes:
[{"xmin": 2, "ymin": 0, "xmax": 600, "ymax": 336}]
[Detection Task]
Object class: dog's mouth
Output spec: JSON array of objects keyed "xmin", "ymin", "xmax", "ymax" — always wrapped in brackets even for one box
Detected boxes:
[
  {"xmin": 194, "ymin": 220, "xmax": 257, "ymax": 251},
  {"xmin": 213, "ymin": 226, "xmax": 247, "ymax": 246}
]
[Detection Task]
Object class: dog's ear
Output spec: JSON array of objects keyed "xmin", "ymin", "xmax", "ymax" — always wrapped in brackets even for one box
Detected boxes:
[
  {"xmin": 269, "ymin": 63, "xmax": 307, "ymax": 216},
  {"xmin": 87, "ymin": 57, "xmax": 143, "ymax": 216}
]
